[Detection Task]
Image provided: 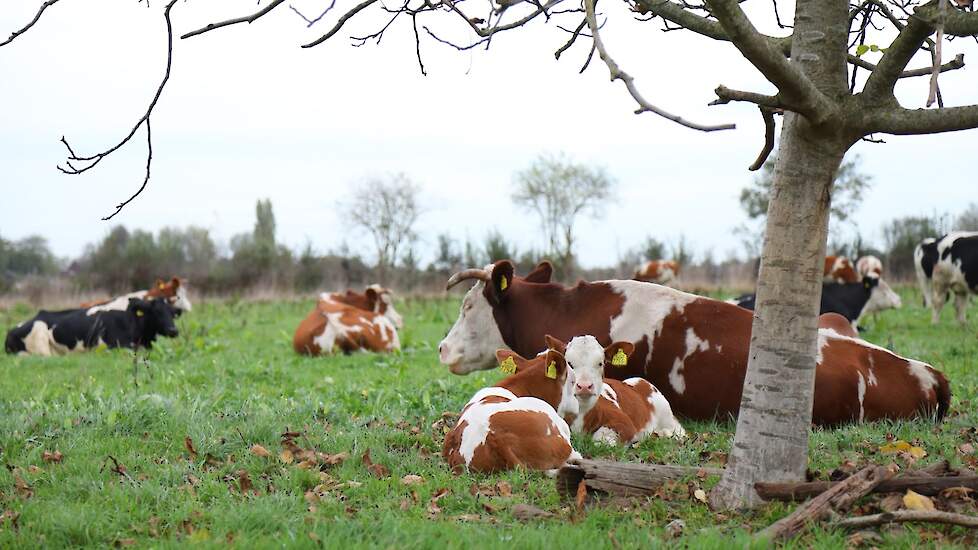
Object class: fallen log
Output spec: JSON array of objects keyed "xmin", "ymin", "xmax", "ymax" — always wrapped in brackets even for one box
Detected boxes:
[
  {"xmin": 756, "ymin": 474, "xmax": 978, "ymax": 502},
  {"xmin": 757, "ymin": 465, "xmax": 895, "ymax": 542},
  {"xmin": 556, "ymin": 459, "xmax": 722, "ymax": 499},
  {"xmin": 835, "ymin": 510, "xmax": 978, "ymax": 530}
]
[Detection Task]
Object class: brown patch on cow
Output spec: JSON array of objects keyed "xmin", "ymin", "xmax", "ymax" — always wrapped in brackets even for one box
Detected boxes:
[
  {"xmin": 824, "ymin": 256, "xmax": 859, "ymax": 283},
  {"xmin": 325, "ymin": 285, "xmax": 393, "ymax": 316},
  {"xmin": 818, "ymin": 312, "xmax": 858, "ymax": 338},
  {"xmin": 293, "ymin": 306, "xmax": 327, "ymax": 355},
  {"xmin": 634, "ymin": 260, "xmax": 680, "ymax": 284},
  {"xmin": 292, "ymin": 298, "xmax": 398, "ymax": 356},
  {"xmin": 580, "ymin": 379, "xmax": 654, "ymax": 444}
]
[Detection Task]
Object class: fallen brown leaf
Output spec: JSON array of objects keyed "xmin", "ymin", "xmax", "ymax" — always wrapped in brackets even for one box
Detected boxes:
[
  {"xmin": 250, "ymin": 444, "xmax": 272, "ymax": 458},
  {"xmin": 42, "ymin": 450, "xmax": 63, "ymax": 464},
  {"xmin": 575, "ymin": 480, "xmax": 587, "ymax": 511},
  {"xmin": 511, "ymin": 503, "xmax": 553, "ymax": 521},
  {"xmin": 664, "ymin": 519, "xmax": 684, "ymax": 538},
  {"xmin": 482, "ymin": 502, "xmax": 498, "ymax": 514},
  {"xmin": 14, "ymin": 474, "xmax": 33, "ymax": 499},
  {"xmin": 693, "ymin": 489, "xmax": 708, "ymax": 504},
  {"xmin": 184, "ymin": 437, "xmax": 198, "ymax": 460},
  {"xmin": 27, "ymin": 465, "xmax": 41, "ymax": 474},
  {"xmin": 879, "ymin": 493, "xmax": 903, "ymax": 512},
  {"xmin": 0, "ymin": 509, "xmax": 19, "ymax": 531},
  {"xmin": 237, "ymin": 470, "xmax": 255, "ymax": 495},
  {"xmin": 402, "ymin": 475, "xmax": 424, "ymax": 486},
  {"xmin": 495, "ymin": 481, "xmax": 513, "ymax": 497},
  {"xmin": 280, "ymin": 449, "xmax": 295, "ymax": 464},
  {"xmin": 361, "ymin": 450, "xmax": 390, "ymax": 478}
]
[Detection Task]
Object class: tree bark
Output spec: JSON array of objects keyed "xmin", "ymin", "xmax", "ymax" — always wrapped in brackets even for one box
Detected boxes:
[
  {"xmin": 556, "ymin": 459, "xmax": 722, "ymax": 499},
  {"xmin": 709, "ymin": 0, "xmax": 851, "ymax": 511}
]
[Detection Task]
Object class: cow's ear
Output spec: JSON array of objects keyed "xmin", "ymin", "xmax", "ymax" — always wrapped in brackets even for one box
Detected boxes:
[
  {"xmin": 544, "ymin": 334, "xmax": 566, "ymax": 356},
  {"xmin": 489, "ymin": 260, "xmax": 515, "ymax": 300},
  {"xmin": 496, "ymin": 349, "xmax": 523, "ymax": 375},
  {"xmin": 170, "ymin": 277, "xmax": 180, "ymax": 288},
  {"xmin": 524, "ymin": 261, "xmax": 553, "ymax": 284},
  {"xmin": 544, "ymin": 348, "xmax": 567, "ymax": 379},
  {"xmin": 605, "ymin": 341, "xmax": 635, "ymax": 367},
  {"xmin": 155, "ymin": 278, "xmax": 166, "ymax": 291}
]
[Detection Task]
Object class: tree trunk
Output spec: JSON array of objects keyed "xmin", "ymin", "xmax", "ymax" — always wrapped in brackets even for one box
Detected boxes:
[{"xmin": 709, "ymin": 0, "xmax": 852, "ymax": 511}]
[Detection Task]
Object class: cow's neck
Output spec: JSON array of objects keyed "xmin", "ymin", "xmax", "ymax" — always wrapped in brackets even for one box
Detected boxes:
[{"xmin": 494, "ymin": 281, "xmax": 619, "ymax": 357}]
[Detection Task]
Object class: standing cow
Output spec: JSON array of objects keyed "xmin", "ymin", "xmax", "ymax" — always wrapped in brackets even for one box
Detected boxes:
[
  {"xmin": 438, "ymin": 260, "xmax": 949, "ymax": 426},
  {"xmin": 6, "ymin": 298, "xmax": 179, "ymax": 356},
  {"xmin": 915, "ymin": 232, "xmax": 978, "ymax": 324},
  {"xmin": 634, "ymin": 260, "xmax": 680, "ymax": 286}
]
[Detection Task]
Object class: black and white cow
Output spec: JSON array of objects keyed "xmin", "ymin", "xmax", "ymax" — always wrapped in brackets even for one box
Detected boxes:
[
  {"xmin": 5, "ymin": 298, "xmax": 179, "ymax": 356},
  {"xmin": 915, "ymin": 232, "xmax": 978, "ymax": 324},
  {"xmin": 733, "ymin": 276, "xmax": 902, "ymax": 329}
]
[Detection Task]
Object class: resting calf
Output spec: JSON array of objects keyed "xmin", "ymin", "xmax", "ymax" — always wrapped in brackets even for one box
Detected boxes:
[
  {"xmin": 442, "ymin": 347, "xmax": 578, "ymax": 473},
  {"xmin": 547, "ymin": 335, "xmax": 685, "ymax": 445}
]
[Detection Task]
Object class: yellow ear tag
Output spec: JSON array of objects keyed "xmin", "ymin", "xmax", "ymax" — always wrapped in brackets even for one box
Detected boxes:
[
  {"xmin": 611, "ymin": 349, "xmax": 628, "ymax": 366},
  {"xmin": 136, "ymin": 310, "xmax": 144, "ymax": 317},
  {"xmin": 499, "ymin": 356, "xmax": 517, "ymax": 375},
  {"xmin": 546, "ymin": 361, "xmax": 558, "ymax": 379},
  {"xmin": 499, "ymin": 277, "xmax": 508, "ymax": 291},
  {"xmin": 158, "ymin": 283, "xmax": 166, "ymax": 290}
]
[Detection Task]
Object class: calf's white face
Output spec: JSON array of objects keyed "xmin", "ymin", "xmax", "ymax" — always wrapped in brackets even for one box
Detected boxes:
[
  {"xmin": 564, "ymin": 336, "xmax": 606, "ymax": 406},
  {"xmin": 439, "ymin": 281, "xmax": 506, "ymax": 374},
  {"xmin": 376, "ymin": 289, "xmax": 404, "ymax": 329}
]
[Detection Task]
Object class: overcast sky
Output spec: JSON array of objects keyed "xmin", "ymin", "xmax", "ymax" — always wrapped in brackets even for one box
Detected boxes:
[{"xmin": 1, "ymin": 0, "xmax": 975, "ymax": 268}]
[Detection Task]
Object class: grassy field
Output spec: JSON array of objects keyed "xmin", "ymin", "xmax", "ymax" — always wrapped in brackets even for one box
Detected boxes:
[{"xmin": 0, "ymin": 289, "xmax": 976, "ymax": 548}]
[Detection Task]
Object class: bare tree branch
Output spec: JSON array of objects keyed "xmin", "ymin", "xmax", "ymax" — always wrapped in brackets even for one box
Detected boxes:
[
  {"xmin": 181, "ymin": 0, "xmax": 285, "ymax": 40},
  {"xmin": 1, "ymin": 0, "xmax": 63, "ymax": 48},
  {"xmin": 554, "ymin": 18, "xmax": 587, "ymax": 59},
  {"xmin": 705, "ymin": 0, "xmax": 835, "ymax": 123},
  {"xmin": 867, "ymin": 102, "xmax": 978, "ymax": 134},
  {"xmin": 848, "ymin": 51, "xmax": 965, "ymax": 77},
  {"xmin": 102, "ymin": 120, "xmax": 153, "ymax": 221},
  {"xmin": 57, "ymin": 0, "xmax": 177, "ymax": 221},
  {"xmin": 749, "ymin": 106, "xmax": 777, "ymax": 171},
  {"xmin": 634, "ymin": 0, "xmax": 730, "ymax": 41},
  {"xmin": 584, "ymin": 0, "xmax": 734, "ymax": 132},
  {"xmin": 289, "ymin": 0, "xmax": 338, "ymax": 27},
  {"xmin": 711, "ymin": 85, "xmax": 786, "ymax": 110},
  {"xmin": 302, "ymin": 0, "xmax": 379, "ymax": 48},
  {"xmin": 927, "ymin": 0, "xmax": 949, "ymax": 106},
  {"xmin": 835, "ymin": 510, "xmax": 978, "ymax": 530},
  {"xmin": 862, "ymin": 10, "xmax": 935, "ymax": 98}
]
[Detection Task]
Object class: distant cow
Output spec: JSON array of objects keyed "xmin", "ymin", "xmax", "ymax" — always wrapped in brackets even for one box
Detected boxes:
[
  {"xmin": 321, "ymin": 284, "xmax": 403, "ymax": 328},
  {"xmin": 293, "ymin": 298, "xmax": 400, "ymax": 356},
  {"xmin": 634, "ymin": 260, "xmax": 680, "ymax": 286},
  {"xmin": 856, "ymin": 255, "xmax": 884, "ymax": 279},
  {"xmin": 442, "ymin": 346, "xmax": 578, "ymax": 474},
  {"xmin": 84, "ymin": 277, "xmax": 192, "ymax": 316},
  {"xmin": 915, "ymin": 232, "xmax": 978, "ymax": 324},
  {"xmin": 439, "ymin": 261, "xmax": 946, "ymax": 426},
  {"xmin": 824, "ymin": 256, "xmax": 859, "ymax": 284},
  {"xmin": 547, "ymin": 335, "xmax": 685, "ymax": 445},
  {"xmin": 734, "ymin": 277, "xmax": 901, "ymax": 329},
  {"xmin": 6, "ymin": 298, "xmax": 179, "ymax": 356}
]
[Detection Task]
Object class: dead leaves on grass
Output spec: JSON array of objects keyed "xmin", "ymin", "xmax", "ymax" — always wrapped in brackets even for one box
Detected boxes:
[
  {"xmin": 41, "ymin": 450, "xmax": 63, "ymax": 464},
  {"xmin": 361, "ymin": 450, "xmax": 390, "ymax": 479}
]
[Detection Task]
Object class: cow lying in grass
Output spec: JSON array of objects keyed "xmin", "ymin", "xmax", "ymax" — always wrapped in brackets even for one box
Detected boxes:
[
  {"xmin": 548, "ymin": 335, "xmax": 686, "ymax": 445},
  {"xmin": 443, "ymin": 334, "xmax": 685, "ymax": 472},
  {"xmin": 83, "ymin": 277, "xmax": 192, "ymax": 315},
  {"xmin": 293, "ymin": 289, "xmax": 400, "ymax": 355},
  {"xmin": 442, "ymin": 346, "xmax": 578, "ymax": 474},
  {"xmin": 440, "ymin": 260, "xmax": 950, "ymax": 426},
  {"xmin": 5, "ymin": 298, "xmax": 179, "ymax": 356},
  {"xmin": 321, "ymin": 284, "xmax": 403, "ymax": 329}
]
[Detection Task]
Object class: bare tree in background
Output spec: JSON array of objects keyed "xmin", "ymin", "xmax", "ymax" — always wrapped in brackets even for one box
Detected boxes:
[
  {"xmin": 342, "ymin": 174, "xmax": 421, "ymax": 284},
  {"xmin": 513, "ymin": 153, "xmax": 614, "ymax": 274},
  {"xmin": 8, "ymin": 0, "xmax": 978, "ymax": 509},
  {"xmin": 957, "ymin": 203, "xmax": 978, "ymax": 231}
]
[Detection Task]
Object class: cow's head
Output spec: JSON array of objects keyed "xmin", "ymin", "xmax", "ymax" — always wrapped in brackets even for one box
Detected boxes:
[
  {"xmin": 150, "ymin": 277, "xmax": 192, "ymax": 314},
  {"xmin": 365, "ymin": 284, "xmax": 403, "ymax": 329},
  {"xmin": 548, "ymin": 334, "xmax": 634, "ymax": 409},
  {"xmin": 438, "ymin": 260, "xmax": 553, "ymax": 374},
  {"xmin": 128, "ymin": 297, "xmax": 179, "ymax": 339},
  {"xmin": 493, "ymin": 346, "xmax": 569, "ymax": 410},
  {"xmin": 863, "ymin": 276, "xmax": 902, "ymax": 314}
]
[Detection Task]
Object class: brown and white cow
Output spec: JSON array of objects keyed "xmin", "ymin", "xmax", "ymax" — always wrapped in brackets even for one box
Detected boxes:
[
  {"xmin": 439, "ymin": 260, "xmax": 950, "ymax": 426},
  {"xmin": 293, "ymin": 298, "xmax": 400, "ymax": 355},
  {"xmin": 83, "ymin": 277, "xmax": 192, "ymax": 315},
  {"xmin": 856, "ymin": 255, "xmax": 884, "ymax": 279},
  {"xmin": 442, "ymin": 347, "xmax": 579, "ymax": 474},
  {"xmin": 634, "ymin": 260, "xmax": 680, "ymax": 286},
  {"xmin": 547, "ymin": 335, "xmax": 685, "ymax": 445},
  {"xmin": 321, "ymin": 284, "xmax": 403, "ymax": 329},
  {"xmin": 818, "ymin": 312, "xmax": 859, "ymax": 338},
  {"xmin": 824, "ymin": 256, "xmax": 860, "ymax": 284}
]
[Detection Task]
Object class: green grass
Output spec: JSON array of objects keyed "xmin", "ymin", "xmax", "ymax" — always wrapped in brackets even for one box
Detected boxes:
[{"xmin": 1, "ymin": 290, "xmax": 976, "ymax": 548}]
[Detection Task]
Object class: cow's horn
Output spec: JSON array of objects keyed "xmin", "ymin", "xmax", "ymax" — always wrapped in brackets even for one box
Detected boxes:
[{"xmin": 446, "ymin": 268, "xmax": 491, "ymax": 290}]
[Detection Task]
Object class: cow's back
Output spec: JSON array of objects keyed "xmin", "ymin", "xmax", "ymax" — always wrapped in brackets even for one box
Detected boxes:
[{"xmin": 293, "ymin": 306, "xmax": 328, "ymax": 356}]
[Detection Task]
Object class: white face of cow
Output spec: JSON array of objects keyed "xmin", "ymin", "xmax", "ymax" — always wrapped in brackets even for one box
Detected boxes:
[
  {"xmin": 377, "ymin": 290, "xmax": 403, "ymax": 329},
  {"xmin": 564, "ymin": 335, "xmax": 606, "ymax": 408},
  {"xmin": 438, "ymin": 280, "xmax": 507, "ymax": 375},
  {"xmin": 172, "ymin": 285, "xmax": 192, "ymax": 312},
  {"xmin": 864, "ymin": 278, "xmax": 902, "ymax": 314}
]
